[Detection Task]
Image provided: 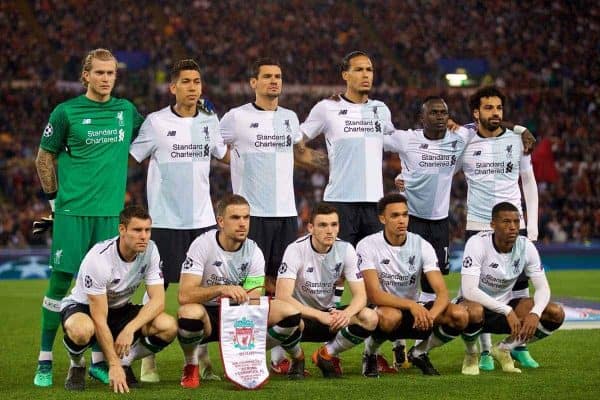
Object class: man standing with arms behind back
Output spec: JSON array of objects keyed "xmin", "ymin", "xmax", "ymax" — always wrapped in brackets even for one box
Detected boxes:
[{"xmin": 33, "ymin": 48, "xmax": 144, "ymax": 387}]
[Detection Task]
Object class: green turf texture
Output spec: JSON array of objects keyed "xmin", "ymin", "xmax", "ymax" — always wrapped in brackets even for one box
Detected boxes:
[{"xmin": 0, "ymin": 270, "xmax": 599, "ymax": 399}]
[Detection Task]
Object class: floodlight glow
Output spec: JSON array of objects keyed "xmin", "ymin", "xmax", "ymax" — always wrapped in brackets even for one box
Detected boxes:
[{"xmin": 445, "ymin": 73, "xmax": 468, "ymax": 87}]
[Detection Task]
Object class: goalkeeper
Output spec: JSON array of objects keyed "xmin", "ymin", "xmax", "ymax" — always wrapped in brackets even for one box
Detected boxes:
[{"xmin": 33, "ymin": 48, "xmax": 144, "ymax": 388}]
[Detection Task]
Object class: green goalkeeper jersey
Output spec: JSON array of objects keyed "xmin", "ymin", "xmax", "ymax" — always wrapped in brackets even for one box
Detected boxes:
[{"xmin": 40, "ymin": 95, "xmax": 144, "ymax": 216}]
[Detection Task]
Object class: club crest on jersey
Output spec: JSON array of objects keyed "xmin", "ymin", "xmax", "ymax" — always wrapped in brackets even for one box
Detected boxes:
[
  {"xmin": 116, "ymin": 111, "xmax": 124, "ymax": 127},
  {"xmin": 54, "ymin": 249, "xmax": 63, "ymax": 265},
  {"xmin": 278, "ymin": 262, "xmax": 287, "ymax": 274},
  {"xmin": 334, "ymin": 262, "xmax": 342, "ymax": 274},
  {"xmin": 233, "ymin": 317, "xmax": 255, "ymax": 350},
  {"xmin": 408, "ymin": 255, "xmax": 416, "ymax": 272},
  {"xmin": 513, "ymin": 259, "xmax": 521, "ymax": 274},
  {"xmin": 43, "ymin": 123, "xmax": 53, "ymax": 137},
  {"xmin": 372, "ymin": 106, "xmax": 379, "ymax": 118},
  {"xmin": 240, "ymin": 262, "xmax": 248, "ymax": 272},
  {"xmin": 203, "ymin": 126, "xmax": 210, "ymax": 140},
  {"xmin": 284, "ymin": 119, "xmax": 292, "ymax": 133},
  {"xmin": 505, "ymin": 145, "xmax": 513, "ymax": 158}
]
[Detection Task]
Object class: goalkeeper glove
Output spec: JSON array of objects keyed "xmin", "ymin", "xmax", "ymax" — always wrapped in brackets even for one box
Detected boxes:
[{"xmin": 32, "ymin": 214, "xmax": 54, "ymax": 235}]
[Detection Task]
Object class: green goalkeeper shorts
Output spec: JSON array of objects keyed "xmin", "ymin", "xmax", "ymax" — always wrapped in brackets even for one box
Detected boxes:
[{"xmin": 49, "ymin": 214, "xmax": 119, "ymax": 274}]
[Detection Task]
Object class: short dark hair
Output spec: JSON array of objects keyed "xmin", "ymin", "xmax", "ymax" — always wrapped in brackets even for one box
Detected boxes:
[
  {"xmin": 491, "ymin": 202, "xmax": 519, "ymax": 219},
  {"xmin": 469, "ymin": 86, "xmax": 506, "ymax": 112},
  {"xmin": 249, "ymin": 58, "xmax": 281, "ymax": 79},
  {"xmin": 119, "ymin": 205, "xmax": 151, "ymax": 226},
  {"xmin": 310, "ymin": 202, "xmax": 339, "ymax": 223},
  {"xmin": 341, "ymin": 51, "xmax": 370, "ymax": 72},
  {"xmin": 422, "ymin": 95, "xmax": 445, "ymax": 105},
  {"xmin": 170, "ymin": 59, "xmax": 201, "ymax": 82},
  {"xmin": 216, "ymin": 194, "xmax": 250, "ymax": 216},
  {"xmin": 377, "ymin": 193, "xmax": 408, "ymax": 215}
]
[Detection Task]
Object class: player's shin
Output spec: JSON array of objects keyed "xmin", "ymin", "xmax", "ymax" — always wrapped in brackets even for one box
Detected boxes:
[
  {"xmin": 326, "ymin": 324, "xmax": 372, "ymax": 355},
  {"xmin": 267, "ymin": 313, "xmax": 301, "ymax": 351},
  {"xmin": 412, "ymin": 325, "xmax": 459, "ymax": 356},
  {"xmin": 178, "ymin": 318, "xmax": 205, "ymax": 365}
]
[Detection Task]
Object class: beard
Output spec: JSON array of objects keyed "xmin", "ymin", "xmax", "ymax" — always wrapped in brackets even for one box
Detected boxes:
[{"xmin": 480, "ymin": 116, "xmax": 502, "ymax": 131}]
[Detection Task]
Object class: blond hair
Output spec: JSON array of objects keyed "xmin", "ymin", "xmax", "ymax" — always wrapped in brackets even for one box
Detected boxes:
[{"xmin": 80, "ymin": 48, "xmax": 117, "ymax": 87}]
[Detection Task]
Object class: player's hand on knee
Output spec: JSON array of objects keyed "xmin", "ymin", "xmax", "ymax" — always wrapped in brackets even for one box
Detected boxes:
[
  {"xmin": 410, "ymin": 303, "xmax": 433, "ymax": 331},
  {"xmin": 506, "ymin": 310, "xmax": 521, "ymax": 338},
  {"xmin": 109, "ymin": 365, "xmax": 129, "ymax": 393},
  {"xmin": 519, "ymin": 313, "xmax": 539, "ymax": 340},
  {"xmin": 221, "ymin": 285, "xmax": 249, "ymax": 304},
  {"xmin": 32, "ymin": 214, "xmax": 54, "ymax": 235},
  {"xmin": 328, "ymin": 309, "xmax": 350, "ymax": 331},
  {"xmin": 115, "ymin": 328, "xmax": 134, "ymax": 358}
]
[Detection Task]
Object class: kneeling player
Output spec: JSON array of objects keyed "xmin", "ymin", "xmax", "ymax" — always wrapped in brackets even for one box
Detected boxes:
[
  {"xmin": 176, "ymin": 195, "xmax": 303, "ymax": 388},
  {"xmin": 359, "ymin": 194, "xmax": 469, "ymax": 375},
  {"xmin": 459, "ymin": 202, "xmax": 564, "ymax": 375},
  {"xmin": 60, "ymin": 206, "xmax": 177, "ymax": 392},
  {"xmin": 276, "ymin": 203, "xmax": 378, "ymax": 378}
]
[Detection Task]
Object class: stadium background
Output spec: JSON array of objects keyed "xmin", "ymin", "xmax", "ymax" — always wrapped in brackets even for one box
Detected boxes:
[{"xmin": 0, "ymin": 1, "xmax": 599, "ymax": 399}]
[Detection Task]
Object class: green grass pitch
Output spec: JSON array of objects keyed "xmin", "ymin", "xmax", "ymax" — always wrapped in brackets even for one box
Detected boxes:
[{"xmin": 1, "ymin": 270, "xmax": 599, "ymax": 399}]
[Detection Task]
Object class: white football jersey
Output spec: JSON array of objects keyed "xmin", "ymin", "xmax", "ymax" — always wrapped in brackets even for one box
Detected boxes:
[
  {"xmin": 384, "ymin": 128, "xmax": 468, "ymax": 219},
  {"xmin": 130, "ymin": 106, "xmax": 226, "ymax": 229},
  {"xmin": 301, "ymin": 96, "xmax": 395, "ymax": 202},
  {"xmin": 277, "ymin": 235, "xmax": 362, "ymax": 310},
  {"xmin": 356, "ymin": 231, "xmax": 439, "ymax": 300},
  {"xmin": 460, "ymin": 231, "xmax": 544, "ymax": 304},
  {"xmin": 461, "ymin": 127, "xmax": 532, "ymax": 226},
  {"xmin": 220, "ymin": 103, "xmax": 302, "ymax": 217},
  {"xmin": 181, "ymin": 229, "xmax": 265, "ymax": 306},
  {"xmin": 62, "ymin": 237, "xmax": 163, "ymax": 309}
]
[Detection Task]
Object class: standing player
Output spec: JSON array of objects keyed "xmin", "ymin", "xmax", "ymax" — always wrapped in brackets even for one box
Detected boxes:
[
  {"xmin": 276, "ymin": 203, "xmax": 378, "ymax": 378},
  {"xmin": 220, "ymin": 58, "xmax": 325, "ymax": 296},
  {"xmin": 358, "ymin": 194, "xmax": 470, "ymax": 376},
  {"xmin": 176, "ymin": 194, "xmax": 304, "ymax": 387},
  {"xmin": 60, "ymin": 206, "xmax": 177, "ymax": 392},
  {"xmin": 461, "ymin": 86, "xmax": 539, "ymax": 370},
  {"xmin": 459, "ymin": 202, "xmax": 564, "ymax": 375},
  {"xmin": 300, "ymin": 51, "xmax": 395, "ymax": 246},
  {"xmin": 130, "ymin": 59, "xmax": 227, "ymax": 382},
  {"xmin": 33, "ymin": 48, "xmax": 144, "ymax": 387},
  {"xmin": 220, "ymin": 59, "xmax": 325, "ymax": 374}
]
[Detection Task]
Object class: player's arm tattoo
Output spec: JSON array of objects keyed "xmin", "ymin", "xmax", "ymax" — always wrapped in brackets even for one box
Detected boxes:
[{"xmin": 35, "ymin": 148, "xmax": 58, "ymax": 193}]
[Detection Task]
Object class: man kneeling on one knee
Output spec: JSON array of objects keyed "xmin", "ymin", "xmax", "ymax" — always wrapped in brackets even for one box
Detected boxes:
[
  {"xmin": 459, "ymin": 202, "xmax": 565, "ymax": 375},
  {"xmin": 176, "ymin": 194, "xmax": 303, "ymax": 388},
  {"xmin": 61, "ymin": 206, "xmax": 177, "ymax": 393}
]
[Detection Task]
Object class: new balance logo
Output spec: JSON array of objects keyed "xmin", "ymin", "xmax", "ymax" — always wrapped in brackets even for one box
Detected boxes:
[
  {"xmin": 338, "ymin": 110, "xmax": 348, "ymax": 115},
  {"xmin": 250, "ymin": 123, "xmax": 259, "ymax": 128},
  {"xmin": 489, "ymin": 263, "xmax": 499, "ymax": 269},
  {"xmin": 82, "ymin": 118, "xmax": 92, "ymax": 125},
  {"xmin": 420, "ymin": 144, "xmax": 429, "ymax": 149},
  {"xmin": 213, "ymin": 261, "xmax": 223, "ymax": 267},
  {"xmin": 381, "ymin": 259, "xmax": 390, "ymax": 265},
  {"xmin": 167, "ymin": 130, "xmax": 176, "ymax": 136},
  {"xmin": 473, "ymin": 150, "xmax": 481, "ymax": 156}
]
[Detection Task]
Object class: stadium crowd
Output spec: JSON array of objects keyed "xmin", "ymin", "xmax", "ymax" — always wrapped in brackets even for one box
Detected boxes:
[{"xmin": 1, "ymin": 0, "xmax": 599, "ymax": 248}]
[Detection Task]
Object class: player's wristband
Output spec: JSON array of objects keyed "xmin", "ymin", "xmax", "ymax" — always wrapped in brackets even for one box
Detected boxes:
[{"xmin": 46, "ymin": 191, "xmax": 57, "ymax": 212}]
